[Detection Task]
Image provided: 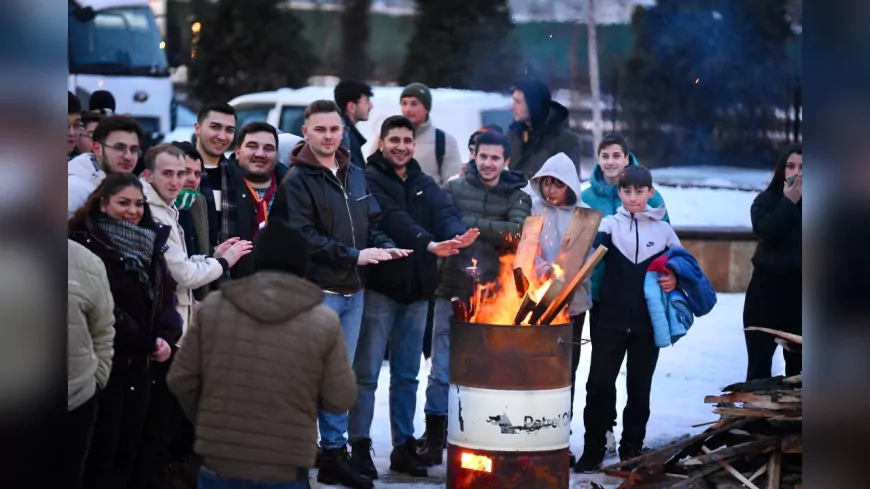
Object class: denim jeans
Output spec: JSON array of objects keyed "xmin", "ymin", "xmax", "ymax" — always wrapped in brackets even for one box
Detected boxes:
[
  {"xmin": 423, "ymin": 297, "xmax": 452, "ymax": 416},
  {"xmin": 348, "ymin": 290, "xmax": 428, "ymax": 447},
  {"xmin": 319, "ymin": 290, "xmax": 365, "ymax": 449},
  {"xmin": 199, "ymin": 467, "xmax": 310, "ymax": 488}
]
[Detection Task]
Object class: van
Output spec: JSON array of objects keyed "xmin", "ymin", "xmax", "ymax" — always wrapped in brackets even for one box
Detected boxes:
[{"xmin": 228, "ymin": 86, "xmax": 515, "ymax": 163}]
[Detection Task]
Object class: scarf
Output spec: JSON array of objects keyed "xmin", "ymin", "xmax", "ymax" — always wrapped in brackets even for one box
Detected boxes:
[
  {"xmin": 95, "ymin": 217, "xmax": 157, "ymax": 299},
  {"xmin": 245, "ymin": 176, "xmax": 277, "ymax": 239},
  {"xmin": 174, "ymin": 188, "xmax": 198, "ymax": 211}
]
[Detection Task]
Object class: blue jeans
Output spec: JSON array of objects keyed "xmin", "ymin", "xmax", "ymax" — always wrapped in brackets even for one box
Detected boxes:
[
  {"xmin": 424, "ymin": 297, "xmax": 452, "ymax": 416},
  {"xmin": 319, "ymin": 290, "xmax": 365, "ymax": 449},
  {"xmin": 348, "ymin": 290, "xmax": 428, "ymax": 447},
  {"xmin": 198, "ymin": 467, "xmax": 310, "ymax": 488}
]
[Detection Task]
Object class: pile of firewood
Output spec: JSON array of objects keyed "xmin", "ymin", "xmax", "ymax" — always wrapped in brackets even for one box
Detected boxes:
[{"xmin": 603, "ymin": 328, "xmax": 802, "ymax": 488}]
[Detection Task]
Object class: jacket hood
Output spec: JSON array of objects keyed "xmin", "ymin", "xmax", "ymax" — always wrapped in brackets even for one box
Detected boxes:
[
  {"xmin": 221, "ymin": 271, "xmax": 326, "ymax": 323},
  {"xmin": 366, "ymin": 151, "xmax": 423, "ymax": 179},
  {"xmin": 509, "ymin": 100, "xmax": 570, "ymax": 137},
  {"xmin": 529, "ymin": 152, "xmax": 585, "ymax": 209},
  {"xmin": 465, "ymin": 160, "xmax": 528, "ymax": 194},
  {"xmin": 68, "ymin": 152, "xmax": 103, "ymax": 180},
  {"xmin": 590, "ymin": 152, "xmax": 641, "ymax": 196},
  {"xmin": 616, "ymin": 204, "xmax": 668, "ymax": 222},
  {"xmin": 290, "ymin": 141, "xmax": 352, "ymax": 172}
]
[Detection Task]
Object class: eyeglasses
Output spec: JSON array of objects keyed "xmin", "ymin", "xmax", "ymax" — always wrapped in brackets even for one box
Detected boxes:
[
  {"xmin": 101, "ymin": 142, "xmax": 142, "ymax": 158},
  {"xmin": 68, "ymin": 122, "xmax": 84, "ymax": 132}
]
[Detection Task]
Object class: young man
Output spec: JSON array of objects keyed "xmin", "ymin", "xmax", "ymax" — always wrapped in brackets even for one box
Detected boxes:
[
  {"xmin": 68, "ymin": 91, "xmax": 83, "ymax": 159},
  {"xmin": 348, "ymin": 116, "xmax": 479, "ymax": 479},
  {"xmin": 68, "ymin": 115, "xmax": 144, "ymax": 218},
  {"xmin": 576, "ymin": 165, "xmax": 680, "ymax": 473},
  {"xmin": 75, "ymin": 111, "xmax": 104, "ymax": 156},
  {"xmin": 226, "ymin": 121, "xmax": 288, "ymax": 279},
  {"xmin": 508, "ymin": 78, "xmax": 581, "ymax": 179},
  {"xmin": 400, "ymin": 82, "xmax": 462, "ymax": 184},
  {"xmin": 168, "ymin": 218, "xmax": 358, "ymax": 489},
  {"xmin": 419, "ymin": 131, "xmax": 532, "ymax": 465},
  {"xmin": 335, "ymin": 80, "xmax": 374, "ymax": 169},
  {"xmin": 270, "ymin": 100, "xmax": 410, "ymax": 489},
  {"xmin": 170, "ymin": 141, "xmax": 211, "ymax": 298},
  {"xmin": 194, "ymin": 102, "xmax": 237, "ymax": 249}
]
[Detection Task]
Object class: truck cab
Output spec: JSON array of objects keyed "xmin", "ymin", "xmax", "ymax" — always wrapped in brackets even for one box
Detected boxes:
[{"xmin": 68, "ymin": 0, "xmax": 172, "ymax": 148}]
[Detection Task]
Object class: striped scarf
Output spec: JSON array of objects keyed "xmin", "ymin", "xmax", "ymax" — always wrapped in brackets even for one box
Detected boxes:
[{"xmin": 95, "ymin": 217, "xmax": 156, "ymax": 298}]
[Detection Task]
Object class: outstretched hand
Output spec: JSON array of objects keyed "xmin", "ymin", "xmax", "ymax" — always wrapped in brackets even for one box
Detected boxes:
[
  {"xmin": 427, "ymin": 239, "xmax": 463, "ymax": 257},
  {"xmin": 454, "ymin": 228, "xmax": 480, "ymax": 248}
]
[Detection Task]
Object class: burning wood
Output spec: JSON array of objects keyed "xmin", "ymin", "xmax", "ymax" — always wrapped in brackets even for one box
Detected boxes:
[
  {"xmin": 513, "ymin": 216, "xmax": 544, "ymax": 296},
  {"xmin": 538, "ymin": 245, "xmax": 608, "ymax": 325},
  {"xmin": 602, "ymin": 329, "xmax": 802, "ymax": 488}
]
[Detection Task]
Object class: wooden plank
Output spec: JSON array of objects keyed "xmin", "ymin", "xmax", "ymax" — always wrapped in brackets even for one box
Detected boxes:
[
  {"xmin": 700, "ymin": 445, "xmax": 761, "ymax": 489},
  {"xmin": 538, "ymin": 244, "xmax": 608, "ymax": 325},
  {"xmin": 666, "ymin": 464, "xmax": 724, "ymax": 488},
  {"xmin": 721, "ymin": 375, "xmax": 802, "ymax": 393},
  {"xmin": 743, "ymin": 401, "xmax": 802, "ymax": 411},
  {"xmin": 748, "ymin": 463, "xmax": 768, "ymax": 482},
  {"xmin": 744, "ymin": 326, "xmax": 802, "ymax": 345},
  {"xmin": 704, "ymin": 392, "xmax": 802, "ymax": 404},
  {"xmin": 767, "ymin": 451, "xmax": 782, "ymax": 489},
  {"xmin": 682, "ymin": 436, "xmax": 781, "ymax": 467},
  {"xmin": 528, "ymin": 277, "xmax": 565, "ymax": 324},
  {"xmin": 512, "ymin": 215, "xmax": 544, "ymax": 293},
  {"xmin": 713, "ymin": 407, "xmax": 799, "ymax": 418},
  {"xmin": 552, "ymin": 207, "xmax": 604, "ymax": 279}
]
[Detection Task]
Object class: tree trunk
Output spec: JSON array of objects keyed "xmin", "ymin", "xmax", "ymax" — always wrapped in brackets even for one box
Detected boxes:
[
  {"xmin": 587, "ymin": 0, "xmax": 603, "ymax": 150},
  {"xmin": 341, "ymin": 0, "xmax": 372, "ymax": 81}
]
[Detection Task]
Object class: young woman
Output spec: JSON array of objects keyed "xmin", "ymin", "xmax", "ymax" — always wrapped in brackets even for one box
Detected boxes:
[
  {"xmin": 743, "ymin": 144, "xmax": 802, "ymax": 381},
  {"xmin": 69, "ymin": 173, "xmax": 182, "ymax": 489}
]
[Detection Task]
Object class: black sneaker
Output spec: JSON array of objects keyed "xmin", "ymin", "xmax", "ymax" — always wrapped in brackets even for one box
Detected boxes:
[
  {"xmin": 390, "ymin": 438, "xmax": 428, "ymax": 477},
  {"xmin": 569, "ymin": 449, "xmax": 577, "ymax": 468},
  {"xmin": 349, "ymin": 438, "xmax": 378, "ymax": 479},
  {"xmin": 618, "ymin": 443, "xmax": 650, "ymax": 469},
  {"xmin": 316, "ymin": 446, "xmax": 375, "ymax": 489},
  {"xmin": 573, "ymin": 444, "xmax": 606, "ymax": 473}
]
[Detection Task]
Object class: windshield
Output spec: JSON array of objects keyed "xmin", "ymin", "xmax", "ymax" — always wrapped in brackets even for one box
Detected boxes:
[
  {"xmin": 69, "ymin": 7, "xmax": 169, "ymax": 76},
  {"xmin": 279, "ymin": 106, "xmax": 307, "ymax": 135},
  {"xmin": 234, "ymin": 104, "xmax": 274, "ymax": 132}
]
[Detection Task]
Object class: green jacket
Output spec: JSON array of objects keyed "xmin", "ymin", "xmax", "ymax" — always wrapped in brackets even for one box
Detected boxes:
[
  {"xmin": 436, "ymin": 162, "xmax": 532, "ymax": 300},
  {"xmin": 581, "ymin": 153, "xmax": 669, "ymax": 301}
]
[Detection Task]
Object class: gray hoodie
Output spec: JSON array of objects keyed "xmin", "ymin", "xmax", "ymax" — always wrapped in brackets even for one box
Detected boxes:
[{"xmin": 525, "ymin": 152, "xmax": 592, "ymax": 316}]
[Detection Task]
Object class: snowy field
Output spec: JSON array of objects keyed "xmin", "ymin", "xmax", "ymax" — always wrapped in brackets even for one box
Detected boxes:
[{"xmin": 311, "ymin": 293, "xmax": 786, "ymax": 488}]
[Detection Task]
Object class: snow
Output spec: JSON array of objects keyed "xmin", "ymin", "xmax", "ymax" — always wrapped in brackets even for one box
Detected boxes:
[
  {"xmin": 311, "ymin": 293, "xmax": 786, "ymax": 488},
  {"xmin": 650, "ymin": 166, "xmax": 773, "ymax": 192}
]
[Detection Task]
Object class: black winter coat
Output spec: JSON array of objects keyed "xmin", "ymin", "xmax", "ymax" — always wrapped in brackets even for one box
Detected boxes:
[
  {"xmin": 436, "ymin": 162, "xmax": 532, "ymax": 300},
  {"xmin": 749, "ymin": 189, "xmax": 802, "ymax": 274},
  {"xmin": 69, "ymin": 215, "xmax": 182, "ymax": 355},
  {"xmin": 341, "ymin": 113, "xmax": 368, "ymax": 170},
  {"xmin": 508, "ymin": 101, "xmax": 581, "ymax": 179},
  {"xmin": 365, "ymin": 152, "xmax": 467, "ymax": 304},
  {"xmin": 269, "ymin": 142, "xmax": 396, "ymax": 294}
]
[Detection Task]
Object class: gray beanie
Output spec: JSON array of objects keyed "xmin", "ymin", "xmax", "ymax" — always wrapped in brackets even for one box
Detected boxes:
[{"xmin": 400, "ymin": 82, "xmax": 432, "ymax": 112}]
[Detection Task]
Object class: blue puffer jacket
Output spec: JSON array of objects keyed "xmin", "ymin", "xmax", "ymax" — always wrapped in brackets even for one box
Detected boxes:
[
  {"xmin": 645, "ymin": 272, "xmax": 694, "ymax": 347},
  {"xmin": 664, "ymin": 248, "xmax": 717, "ymax": 317}
]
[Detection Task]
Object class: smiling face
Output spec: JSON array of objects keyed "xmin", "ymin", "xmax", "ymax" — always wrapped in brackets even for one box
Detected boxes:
[
  {"xmin": 379, "ymin": 126, "xmax": 415, "ymax": 169},
  {"xmin": 101, "ymin": 185, "xmax": 145, "ymax": 226},
  {"xmin": 194, "ymin": 110, "xmax": 236, "ymax": 158},
  {"xmin": 236, "ymin": 130, "xmax": 277, "ymax": 183},
  {"xmin": 597, "ymin": 143, "xmax": 630, "ymax": 182},
  {"xmin": 302, "ymin": 111, "xmax": 344, "ymax": 159},
  {"xmin": 476, "ymin": 144, "xmax": 508, "ymax": 186},
  {"xmin": 182, "ymin": 155, "xmax": 202, "ymax": 190},
  {"xmin": 145, "ymin": 152, "xmax": 187, "ymax": 203}
]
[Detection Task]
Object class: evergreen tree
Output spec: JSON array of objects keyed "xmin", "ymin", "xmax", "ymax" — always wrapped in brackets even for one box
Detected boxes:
[
  {"xmin": 399, "ymin": 0, "xmax": 519, "ymax": 92},
  {"xmin": 340, "ymin": 0, "xmax": 372, "ymax": 81},
  {"xmin": 189, "ymin": 0, "xmax": 316, "ymax": 103},
  {"xmin": 622, "ymin": 0, "xmax": 794, "ymax": 168}
]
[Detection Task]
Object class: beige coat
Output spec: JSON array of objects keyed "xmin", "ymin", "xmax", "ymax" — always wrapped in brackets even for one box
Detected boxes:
[
  {"xmin": 67, "ymin": 239, "xmax": 115, "ymax": 411},
  {"xmin": 168, "ymin": 271, "xmax": 357, "ymax": 481},
  {"xmin": 412, "ymin": 120, "xmax": 462, "ymax": 185},
  {"xmin": 142, "ymin": 179, "xmax": 223, "ymax": 334}
]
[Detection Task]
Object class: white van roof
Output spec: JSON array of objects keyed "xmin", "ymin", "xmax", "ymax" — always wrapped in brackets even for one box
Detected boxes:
[{"xmin": 230, "ymin": 86, "xmax": 512, "ymax": 109}]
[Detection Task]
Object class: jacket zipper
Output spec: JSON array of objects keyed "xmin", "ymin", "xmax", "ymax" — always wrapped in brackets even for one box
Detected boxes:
[
  {"xmin": 328, "ymin": 169, "xmax": 362, "ymax": 291},
  {"xmin": 632, "ymin": 213, "xmax": 639, "ymax": 263}
]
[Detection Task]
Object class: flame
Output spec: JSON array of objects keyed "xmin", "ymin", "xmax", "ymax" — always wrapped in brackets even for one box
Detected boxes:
[
  {"xmin": 469, "ymin": 254, "xmax": 570, "ymax": 326},
  {"xmin": 471, "ymin": 258, "xmax": 478, "ymax": 268}
]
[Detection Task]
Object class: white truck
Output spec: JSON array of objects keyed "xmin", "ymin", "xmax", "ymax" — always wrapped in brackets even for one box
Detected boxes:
[{"xmin": 68, "ymin": 0, "xmax": 172, "ymax": 146}]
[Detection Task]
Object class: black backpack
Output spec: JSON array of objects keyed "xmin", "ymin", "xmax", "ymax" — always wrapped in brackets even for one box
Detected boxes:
[{"xmin": 435, "ymin": 129, "xmax": 445, "ymax": 176}]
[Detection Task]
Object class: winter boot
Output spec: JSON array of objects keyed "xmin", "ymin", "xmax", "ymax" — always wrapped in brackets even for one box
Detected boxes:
[
  {"xmin": 573, "ymin": 444, "xmax": 606, "ymax": 473},
  {"xmin": 316, "ymin": 446, "xmax": 375, "ymax": 489},
  {"xmin": 618, "ymin": 442, "xmax": 650, "ymax": 470},
  {"xmin": 390, "ymin": 438, "xmax": 429, "ymax": 477},
  {"xmin": 569, "ymin": 449, "xmax": 577, "ymax": 468},
  {"xmin": 349, "ymin": 438, "xmax": 378, "ymax": 479},
  {"xmin": 417, "ymin": 414, "xmax": 447, "ymax": 466}
]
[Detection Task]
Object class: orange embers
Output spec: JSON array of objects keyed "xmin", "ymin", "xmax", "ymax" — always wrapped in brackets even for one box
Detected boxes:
[{"xmin": 469, "ymin": 254, "xmax": 570, "ymax": 326}]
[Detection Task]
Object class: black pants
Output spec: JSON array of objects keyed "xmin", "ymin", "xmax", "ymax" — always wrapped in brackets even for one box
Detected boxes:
[
  {"xmin": 568, "ymin": 312, "xmax": 588, "ymax": 419},
  {"xmin": 743, "ymin": 269, "xmax": 802, "ymax": 381},
  {"xmin": 583, "ymin": 326, "xmax": 659, "ymax": 449},
  {"xmin": 84, "ymin": 354, "xmax": 153, "ymax": 489},
  {"xmin": 66, "ymin": 392, "xmax": 99, "ymax": 489},
  {"xmin": 422, "ymin": 297, "xmax": 436, "ymax": 360}
]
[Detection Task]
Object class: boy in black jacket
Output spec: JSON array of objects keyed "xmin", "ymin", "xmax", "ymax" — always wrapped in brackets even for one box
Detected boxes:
[{"xmin": 575, "ymin": 166, "xmax": 681, "ymax": 472}]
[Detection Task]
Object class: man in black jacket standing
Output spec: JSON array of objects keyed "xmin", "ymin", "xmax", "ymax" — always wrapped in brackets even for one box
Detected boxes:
[
  {"xmin": 269, "ymin": 100, "xmax": 411, "ymax": 489},
  {"xmin": 347, "ymin": 116, "xmax": 479, "ymax": 479},
  {"xmin": 335, "ymin": 80, "xmax": 374, "ymax": 169}
]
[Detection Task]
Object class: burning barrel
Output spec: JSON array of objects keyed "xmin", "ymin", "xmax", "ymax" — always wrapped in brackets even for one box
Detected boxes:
[{"xmin": 446, "ymin": 317, "xmax": 573, "ymax": 488}]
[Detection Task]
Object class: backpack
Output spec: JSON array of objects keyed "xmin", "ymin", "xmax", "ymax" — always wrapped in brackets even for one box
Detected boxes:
[{"xmin": 435, "ymin": 129, "xmax": 445, "ymax": 176}]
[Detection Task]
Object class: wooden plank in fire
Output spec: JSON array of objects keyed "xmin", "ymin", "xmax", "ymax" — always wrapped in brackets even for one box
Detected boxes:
[
  {"xmin": 512, "ymin": 215, "xmax": 544, "ymax": 296},
  {"xmin": 553, "ymin": 207, "xmax": 603, "ymax": 280},
  {"xmin": 538, "ymin": 244, "xmax": 608, "ymax": 325}
]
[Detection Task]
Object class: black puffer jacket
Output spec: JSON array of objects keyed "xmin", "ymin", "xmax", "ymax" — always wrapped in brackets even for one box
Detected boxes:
[
  {"xmin": 436, "ymin": 162, "xmax": 532, "ymax": 300},
  {"xmin": 749, "ymin": 189, "xmax": 801, "ymax": 274},
  {"xmin": 269, "ymin": 142, "xmax": 395, "ymax": 294},
  {"xmin": 365, "ymin": 152, "xmax": 467, "ymax": 304},
  {"xmin": 508, "ymin": 100, "xmax": 581, "ymax": 179}
]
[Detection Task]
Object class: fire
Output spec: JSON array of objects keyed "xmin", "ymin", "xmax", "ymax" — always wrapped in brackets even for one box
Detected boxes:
[{"xmin": 469, "ymin": 254, "xmax": 570, "ymax": 326}]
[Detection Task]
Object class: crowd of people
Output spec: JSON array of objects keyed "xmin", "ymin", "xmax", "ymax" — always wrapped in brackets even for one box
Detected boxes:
[{"xmin": 67, "ymin": 78, "xmax": 802, "ymax": 489}]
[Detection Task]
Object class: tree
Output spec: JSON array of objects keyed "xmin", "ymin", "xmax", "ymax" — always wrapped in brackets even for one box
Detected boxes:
[
  {"xmin": 587, "ymin": 0, "xmax": 603, "ymax": 150},
  {"xmin": 189, "ymin": 0, "xmax": 316, "ymax": 103},
  {"xmin": 340, "ymin": 0, "xmax": 373, "ymax": 81},
  {"xmin": 399, "ymin": 0, "xmax": 519, "ymax": 92},
  {"xmin": 621, "ymin": 0, "xmax": 794, "ymax": 168}
]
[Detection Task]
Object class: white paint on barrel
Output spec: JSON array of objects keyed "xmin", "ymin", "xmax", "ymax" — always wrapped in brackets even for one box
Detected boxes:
[{"xmin": 447, "ymin": 384, "xmax": 571, "ymax": 452}]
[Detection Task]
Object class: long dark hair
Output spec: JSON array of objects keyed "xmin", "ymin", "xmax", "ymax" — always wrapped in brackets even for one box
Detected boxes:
[
  {"xmin": 766, "ymin": 143, "xmax": 802, "ymax": 193},
  {"xmin": 69, "ymin": 173, "xmax": 156, "ymax": 230}
]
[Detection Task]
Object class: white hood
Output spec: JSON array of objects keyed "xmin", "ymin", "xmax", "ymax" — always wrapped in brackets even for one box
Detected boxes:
[{"xmin": 525, "ymin": 152, "xmax": 587, "ymax": 209}]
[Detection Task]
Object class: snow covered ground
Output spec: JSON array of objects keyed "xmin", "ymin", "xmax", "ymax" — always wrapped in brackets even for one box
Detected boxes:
[{"xmin": 311, "ymin": 293, "xmax": 786, "ymax": 488}]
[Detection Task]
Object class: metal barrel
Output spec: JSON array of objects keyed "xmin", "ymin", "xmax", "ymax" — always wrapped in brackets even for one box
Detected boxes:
[{"xmin": 446, "ymin": 318, "xmax": 573, "ymax": 488}]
